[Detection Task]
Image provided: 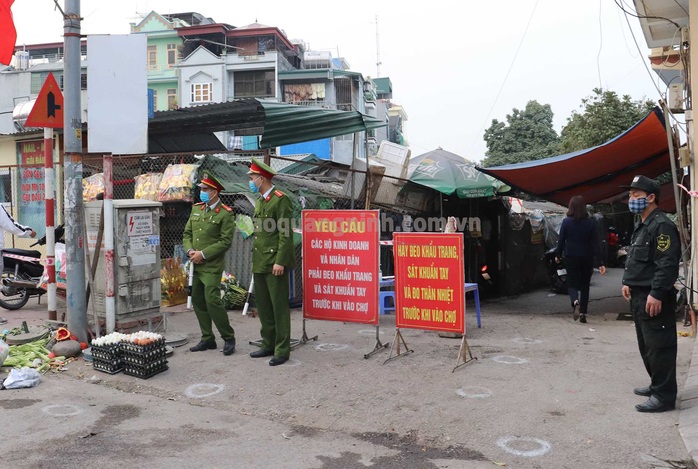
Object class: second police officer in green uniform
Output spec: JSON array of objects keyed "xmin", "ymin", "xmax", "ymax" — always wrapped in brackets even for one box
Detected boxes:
[
  {"xmin": 183, "ymin": 173, "xmax": 237, "ymax": 356},
  {"xmin": 621, "ymin": 175, "xmax": 681, "ymax": 413},
  {"xmin": 247, "ymin": 158, "xmax": 296, "ymax": 366}
]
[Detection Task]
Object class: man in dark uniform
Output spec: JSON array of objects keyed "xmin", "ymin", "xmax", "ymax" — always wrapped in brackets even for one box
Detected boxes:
[
  {"xmin": 247, "ymin": 158, "xmax": 296, "ymax": 366},
  {"xmin": 183, "ymin": 173, "xmax": 237, "ymax": 356},
  {"xmin": 621, "ymin": 175, "xmax": 681, "ymax": 413}
]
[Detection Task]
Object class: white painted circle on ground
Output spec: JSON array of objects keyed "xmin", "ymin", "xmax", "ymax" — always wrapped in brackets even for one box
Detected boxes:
[
  {"xmin": 456, "ymin": 386, "xmax": 492, "ymax": 399},
  {"xmin": 358, "ymin": 329, "xmax": 384, "ymax": 335},
  {"xmin": 512, "ymin": 337, "xmax": 543, "ymax": 345},
  {"xmin": 184, "ymin": 383, "xmax": 225, "ymax": 398},
  {"xmin": 42, "ymin": 404, "xmax": 82, "ymax": 417},
  {"xmin": 496, "ymin": 436, "xmax": 552, "ymax": 457},
  {"xmin": 315, "ymin": 343, "xmax": 349, "ymax": 351},
  {"xmin": 359, "ymin": 329, "xmax": 385, "ymax": 335},
  {"xmin": 490, "ymin": 355, "xmax": 529, "ymax": 364}
]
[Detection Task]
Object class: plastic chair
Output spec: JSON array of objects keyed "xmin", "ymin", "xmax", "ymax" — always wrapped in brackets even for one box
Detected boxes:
[
  {"xmin": 464, "ymin": 283, "xmax": 482, "ymax": 328},
  {"xmin": 379, "ymin": 291, "xmax": 396, "ymax": 314}
]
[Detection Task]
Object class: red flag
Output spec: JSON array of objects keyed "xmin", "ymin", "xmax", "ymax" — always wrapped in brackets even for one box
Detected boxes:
[{"xmin": 0, "ymin": 0, "xmax": 16, "ymax": 66}]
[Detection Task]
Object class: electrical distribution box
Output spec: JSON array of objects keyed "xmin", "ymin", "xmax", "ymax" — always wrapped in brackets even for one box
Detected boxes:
[{"xmin": 85, "ymin": 199, "xmax": 162, "ymax": 321}]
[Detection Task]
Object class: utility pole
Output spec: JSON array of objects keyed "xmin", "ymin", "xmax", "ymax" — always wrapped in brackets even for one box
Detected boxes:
[
  {"xmin": 689, "ymin": 1, "xmax": 697, "ymax": 326},
  {"xmin": 64, "ymin": 0, "xmax": 88, "ymax": 342}
]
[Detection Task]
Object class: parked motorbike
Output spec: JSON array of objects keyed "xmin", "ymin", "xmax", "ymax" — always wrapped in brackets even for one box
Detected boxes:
[
  {"xmin": 543, "ymin": 247, "xmax": 567, "ymax": 294},
  {"xmin": 0, "ymin": 225, "xmax": 65, "ymax": 310}
]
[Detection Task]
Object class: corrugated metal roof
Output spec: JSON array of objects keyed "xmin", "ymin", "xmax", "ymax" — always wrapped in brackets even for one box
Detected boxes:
[{"xmin": 149, "ymin": 98, "xmax": 386, "ymax": 149}]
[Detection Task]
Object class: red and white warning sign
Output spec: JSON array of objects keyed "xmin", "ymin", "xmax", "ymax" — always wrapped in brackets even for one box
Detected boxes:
[{"xmin": 127, "ymin": 211, "xmax": 153, "ymax": 236}]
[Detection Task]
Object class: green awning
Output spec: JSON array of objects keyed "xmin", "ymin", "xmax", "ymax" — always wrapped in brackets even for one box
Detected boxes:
[
  {"xmin": 258, "ymin": 100, "xmax": 385, "ymax": 148},
  {"xmin": 149, "ymin": 98, "xmax": 386, "ymax": 150}
]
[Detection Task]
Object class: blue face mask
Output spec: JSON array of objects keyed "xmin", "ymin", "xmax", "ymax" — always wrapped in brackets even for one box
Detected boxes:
[
  {"xmin": 200, "ymin": 191, "xmax": 210, "ymax": 203},
  {"xmin": 249, "ymin": 179, "xmax": 259, "ymax": 193},
  {"xmin": 628, "ymin": 197, "xmax": 649, "ymax": 214}
]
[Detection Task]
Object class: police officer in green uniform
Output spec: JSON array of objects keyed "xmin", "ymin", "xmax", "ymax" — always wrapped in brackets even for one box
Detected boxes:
[
  {"xmin": 247, "ymin": 158, "xmax": 296, "ymax": 366},
  {"xmin": 621, "ymin": 175, "xmax": 680, "ymax": 413},
  {"xmin": 183, "ymin": 173, "xmax": 237, "ymax": 356}
]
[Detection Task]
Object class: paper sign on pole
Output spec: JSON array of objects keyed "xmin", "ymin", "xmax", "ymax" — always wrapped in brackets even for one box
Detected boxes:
[{"xmin": 302, "ymin": 210, "xmax": 380, "ymax": 324}]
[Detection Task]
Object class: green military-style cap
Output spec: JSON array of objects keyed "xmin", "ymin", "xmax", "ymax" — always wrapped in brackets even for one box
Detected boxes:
[
  {"xmin": 198, "ymin": 172, "xmax": 225, "ymax": 192},
  {"xmin": 248, "ymin": 157, "xmax": 276, "ymax": 179}
]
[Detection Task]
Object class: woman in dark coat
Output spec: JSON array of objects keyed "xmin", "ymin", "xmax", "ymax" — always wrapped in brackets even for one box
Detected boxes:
[{"xmin": 555, "ymin": 195, "xmax": 607, "ymax": 323}]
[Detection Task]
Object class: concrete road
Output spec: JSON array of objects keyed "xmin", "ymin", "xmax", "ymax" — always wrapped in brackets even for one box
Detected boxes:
[{"xmin": 0, "ymin": 267, "xmax": 694, "ymax": 468}]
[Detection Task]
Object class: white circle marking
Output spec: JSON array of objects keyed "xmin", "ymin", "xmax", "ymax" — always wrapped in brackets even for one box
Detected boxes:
[
  {"xmin": 456, "ymin": 386, "xmax": 492, "ymax": 399},
  {"xmin": 490, "ymin": 355, "xmax": 529, "ymax": 364},
  {"xmin": 358, "ymin": 329, "xmax": 384, "ymax": 335},
  {"xmin": 315, "ymin": 343, "xmax": 349, "ymax": 351},
  {"xmin": 185, "ymin": 383, "xmax": 225, "ymax": 398},
  {"xmin": 496, "ymin": 436, "xmax": 552, "ymax": 457},
  {"xmin": 512, "ymin": 337, "xmax": 543, "ymax": 344},
  {"xmin": 42, "ymin": 404, "xmax": 82, "ymax": 417}
]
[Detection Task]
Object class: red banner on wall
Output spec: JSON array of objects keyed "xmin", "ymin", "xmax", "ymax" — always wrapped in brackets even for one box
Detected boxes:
[
  {"xmin": 393, "ymin": 233, "xmax": 465, "ymax": 333},
  {"xmin": 302, "ymin": 210, "xmax": 380, "ymax": 324},
  {"xmin": 17, "ymin": 139, "xmax": 46, "ymax": 227}
]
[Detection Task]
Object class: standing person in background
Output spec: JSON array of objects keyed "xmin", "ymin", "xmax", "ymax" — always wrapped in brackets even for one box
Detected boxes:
[
  {"xmin": 555, "ymin": 195, "xmax": 606, "ymax": 323},
  {"xmin": 248, "ymin": 158, "xmax": 296, "ymax": 366},
  {"xmin": 0, "ymin": 206, "xmax": 36, "ymax": 324},
  {"xmin": 621, "ymin": 175, "xmax": 681, "ymax": 413},
  {"xmin": 183, "ymin": 173, "xmax": 237, "ymax": 356}
]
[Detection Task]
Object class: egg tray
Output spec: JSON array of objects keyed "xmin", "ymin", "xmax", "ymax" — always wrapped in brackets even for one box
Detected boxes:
[
  {"xmin": 123, "ymin": 358, "xmax": 168, "ymax": 370},
  {"xmin": 122, "ymin": 352, "xmax": 167, "ymax": 367},
  {"xmin": 90, "ymin": 343, "xmax": 122, "ymax": 360},
  {"xmin": 123, "ymin": 363, "xmax": 168, "ymax": 380},
  {"xmin": 92, "ymin": 356, "xmax": 123, "ymax": 367},
  {"xmin": 93, "ymin": 359, "xmax": 123, "ymax": 375},
  {"xmin": 121, "ymin": 346, "xmax": 167, "ymax": 361},
  {"xmin": 120, "ymin": 337, "xmax": 166, "ymax": 354}
]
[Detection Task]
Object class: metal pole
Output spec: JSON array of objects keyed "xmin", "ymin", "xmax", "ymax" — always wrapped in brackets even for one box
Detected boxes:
[
  {"xmin": 63, "ymin": 0, "xmax": 88, "ymax": 342},
  {"xmin": 44, "ymin": 127, "xmax": 56, "ymax": 320},
  {"xmin": 661, "ymin": 101, "xmax": 689, "ymax": 261},
  {"xmin": 689, "ymin": 2, "xmax": 698, "ymax": 319},
  {"xmin": 103, "ymin": 154, "xmax": 115, "ymax": 333},
  {"xmin": 350, "ymin": 133, "xmax": 358, "ymax": 209}
]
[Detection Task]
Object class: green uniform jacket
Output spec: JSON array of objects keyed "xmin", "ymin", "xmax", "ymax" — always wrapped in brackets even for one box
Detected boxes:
[
  {"xmin": 183, "ymin": 202, "xmax": 235, "ymax": 274},
  {"xmin": 252, "ymin": 188, "xmax": 296, "ymax": 273},
  {"xmin": 622, "ymin": 208, "xmax": 681, "ymax": 300}
]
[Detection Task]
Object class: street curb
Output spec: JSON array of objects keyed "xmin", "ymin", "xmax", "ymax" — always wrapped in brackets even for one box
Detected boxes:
[{"xmin": 679, "ymin": 336, "xmax": 698, "ymax": 464}]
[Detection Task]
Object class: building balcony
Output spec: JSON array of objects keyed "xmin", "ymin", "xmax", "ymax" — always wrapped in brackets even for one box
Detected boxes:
[{"xmin": 147, "ymin": 64, "xmax": 178, "ymax": 79}]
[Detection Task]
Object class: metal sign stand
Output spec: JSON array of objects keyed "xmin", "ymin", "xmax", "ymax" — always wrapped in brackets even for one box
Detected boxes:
[
  {"xmin": 298, "ymin": 318, "xmax": 318, "ymax": 346},
  {"xmin": 249, "ymin": 320, "xmax": 308, "ymax": 351},
  {"xmin": 363, "ymin": 325, "xmax": 389, "ymax": 359},
  {"xmin": 383, "ymin": 328, "xmax": 413, "ymax": 364},
  {"xmin": 452, "ymin": 334, "xmax": 477, "ymax": 373}
]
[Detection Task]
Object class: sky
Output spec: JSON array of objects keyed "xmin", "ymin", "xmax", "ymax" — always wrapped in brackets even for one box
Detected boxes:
[{"xmin": 9, "ymin": 0, "xmax": 666, "ymax": 163}]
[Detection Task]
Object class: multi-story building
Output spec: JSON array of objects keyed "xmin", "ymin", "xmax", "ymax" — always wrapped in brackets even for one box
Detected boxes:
[
  {"xmin": 373, "ymin": 76, "xmax": 408, "ymax": 147},
  {"xmin": 278, "ymin": 50, "xmax": 379, "ymax": 164},
  {"xmin": 130, "ymin": 11, "xmax": 214, "ymax": 111}
]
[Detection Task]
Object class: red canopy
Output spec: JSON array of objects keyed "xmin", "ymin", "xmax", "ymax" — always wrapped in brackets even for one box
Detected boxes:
[{"xmin": 477, "ymin": 107, "xmax": 674, "ymax": 207}]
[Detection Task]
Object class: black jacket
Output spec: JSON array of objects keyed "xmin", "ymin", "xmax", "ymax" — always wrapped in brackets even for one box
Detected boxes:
[{"xmin": 622, "ymin": 208, "xmax": 680, "ymax": 300}]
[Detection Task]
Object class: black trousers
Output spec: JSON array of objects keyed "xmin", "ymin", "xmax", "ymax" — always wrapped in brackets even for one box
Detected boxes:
[
  {"xmin": 565, "ymin": 256, "xmax": 593, "ymax": 313},
  {"xmin": 630, "ymin": 287, "xmax": 677, "ymax": 404}
]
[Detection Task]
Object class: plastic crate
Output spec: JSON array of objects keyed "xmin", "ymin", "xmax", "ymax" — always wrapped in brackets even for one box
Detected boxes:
[
  {"xmin": 123, "ymin": 347, "xmax": 167, "ymax": 366},
  {"xmin": 93, "ymin": 359, "xmax": 123, "ymax": 374},
  {"xmin": 91, "ymin": 343, "xmax": 121, "ymax": 361},
  {"xmin": 123, "ymin": 361, "xmax": 168, "ymax": 379},
  {"xmin": 120, "ymin": 337, "xmax": 166, "ymax": 354}
]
